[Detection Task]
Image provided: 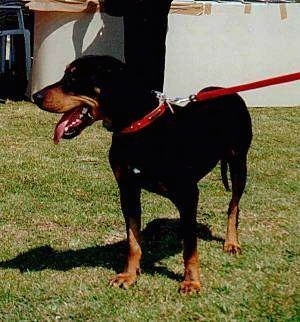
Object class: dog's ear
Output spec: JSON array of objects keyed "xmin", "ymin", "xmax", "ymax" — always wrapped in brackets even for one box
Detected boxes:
[
  {"xmin": 95, "ymin": 57, "xmax": 125, "ymax": 76},
  {"xmin": 94, "ymin": 59, "xmax": 129, "ymax": 89}
]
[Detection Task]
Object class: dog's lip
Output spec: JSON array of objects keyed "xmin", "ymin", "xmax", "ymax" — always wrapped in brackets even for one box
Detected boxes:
[{"xmin": 53, "ymin": 106, "xmax": 95, "ymax": 144}]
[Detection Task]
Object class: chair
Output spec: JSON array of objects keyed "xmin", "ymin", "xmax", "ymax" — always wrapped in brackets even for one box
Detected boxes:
[{"xmin": 0, "ymin": 2, "xmax": 31, "ymax": 81}]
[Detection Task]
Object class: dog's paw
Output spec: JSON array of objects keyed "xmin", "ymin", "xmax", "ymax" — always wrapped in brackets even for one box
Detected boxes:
[
  {"xmin": 179, "ymin": 281, "xmax": 201, "ymax": 295},
  {"xmin": 109, "ymin": 272, "xmax": 138, "ymax": 289},
  {"xmin": 223, "ymin": 242, "xmax": 241, "ymax": 254}
]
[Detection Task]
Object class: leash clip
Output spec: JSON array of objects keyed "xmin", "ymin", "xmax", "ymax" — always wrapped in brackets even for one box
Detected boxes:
[
  {"xmin": 168, "ymin": 97, "xmax": 190, "ymax": 106},
  {"xmin": 152, "ymin": 90, "xmax": 175, "ymax": 114},
  {"xmin": 152, "ymin": 90, "xmax": 167, "ymax": 102},
  {"xmin": 152, "ymin": 90, "xmax": 196, "ymax": 107},
  {"xmin": 188, "ymin": 94, "xmax": 197, "ymax": 102}
]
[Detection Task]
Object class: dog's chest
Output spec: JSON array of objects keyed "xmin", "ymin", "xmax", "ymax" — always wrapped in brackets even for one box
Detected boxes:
[
  {"xmin": 109, "ymin": 136, "xmax": 208, "ymax": 199},
  {"xmin": 109, "ymin": 136, "xmax": 181, "ymax": 194}
]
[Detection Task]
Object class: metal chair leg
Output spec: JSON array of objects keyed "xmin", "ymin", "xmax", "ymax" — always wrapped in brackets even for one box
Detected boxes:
[
  {"xmin": 0, "ymin": 36, "xmax": 7, "ymax": 74},
  {"xmin": 24, "ymin": 30, "xmax": 31, "ymax": 81}
]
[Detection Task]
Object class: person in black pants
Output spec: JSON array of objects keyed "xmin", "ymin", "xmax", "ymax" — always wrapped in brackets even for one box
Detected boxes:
[{"xmin": 104, "ymin": 0, "xmax": 172, "ymax": 92}]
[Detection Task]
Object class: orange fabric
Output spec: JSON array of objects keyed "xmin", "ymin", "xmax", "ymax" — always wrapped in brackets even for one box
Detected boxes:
[{"xmin": 25, "ymin": 0, "xmax": 102, "ymax": 12}]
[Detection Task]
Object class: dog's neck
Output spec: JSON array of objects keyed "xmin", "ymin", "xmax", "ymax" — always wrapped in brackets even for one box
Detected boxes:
[{"xmin": 101, "ymin": 88, "xmax": 161, "ymax": 133}]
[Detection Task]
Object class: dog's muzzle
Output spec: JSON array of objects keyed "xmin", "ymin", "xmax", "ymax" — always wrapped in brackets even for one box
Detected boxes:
[{"xmin": 33, "ymin": 88, "xmax": 102, "ymax": 144}]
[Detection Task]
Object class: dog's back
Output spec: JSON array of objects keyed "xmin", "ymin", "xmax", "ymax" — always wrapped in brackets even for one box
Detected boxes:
[{"xmin": 110, "ymin": 91, "xmax": 252, "ymax": 186}]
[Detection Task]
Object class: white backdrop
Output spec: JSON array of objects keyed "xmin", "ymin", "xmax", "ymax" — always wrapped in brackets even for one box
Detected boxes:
[
  {"xmin": 165, "ymin": 3, "xmax": 300, "ymax": 107},
  {"xmin": 30, "ymin": 3, "xmax": 300, "ymax": 106}
]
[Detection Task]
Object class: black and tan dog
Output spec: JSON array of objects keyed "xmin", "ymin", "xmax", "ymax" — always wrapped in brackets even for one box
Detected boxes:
[{"xmin": 33, "ymin": 55, "xmax": 252, "ymax": 294}]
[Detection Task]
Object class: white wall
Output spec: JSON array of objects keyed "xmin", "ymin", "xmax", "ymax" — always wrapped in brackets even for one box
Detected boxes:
[
  {"xmin": 164, "ymin": 3, "xmax": 300, "ymax": 107},
  {"xmin": 30, "ymin": 4, "xmax": 300, "ymax": 107}
]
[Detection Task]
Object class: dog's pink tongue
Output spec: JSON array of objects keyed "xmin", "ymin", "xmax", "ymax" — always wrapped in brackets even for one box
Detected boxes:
[
  {"xmin": 53, "ymin": 119, "xmax": 69, "ymax": 144},
  {"xmin": 53, "ymin": 107, "xmax": 81, "ymax": 144}
]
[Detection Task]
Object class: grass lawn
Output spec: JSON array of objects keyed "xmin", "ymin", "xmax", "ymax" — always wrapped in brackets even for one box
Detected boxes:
[{"xmin": 0, "ymin": 100, "xmax": 299, "ymax": 321}]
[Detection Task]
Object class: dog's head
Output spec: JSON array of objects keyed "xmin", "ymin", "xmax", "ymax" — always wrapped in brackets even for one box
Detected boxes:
[{"xmin": 33, "ymin": 55, "xmax": 128, "ymax": 143}]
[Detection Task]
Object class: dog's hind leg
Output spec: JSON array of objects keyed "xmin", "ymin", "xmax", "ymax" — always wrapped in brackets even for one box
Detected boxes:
[{"xmin": 223, "ymin": 152, "xmax": 248, "ymax": 254}]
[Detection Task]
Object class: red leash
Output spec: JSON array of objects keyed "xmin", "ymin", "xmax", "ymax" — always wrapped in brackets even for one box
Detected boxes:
[
  {"xmin": 195, "ymin": 72, "xmax": 300, "ymax": 101},
  {"xmin": 120, "ymin": 71, "xmax": 300, "ymax": 134}
]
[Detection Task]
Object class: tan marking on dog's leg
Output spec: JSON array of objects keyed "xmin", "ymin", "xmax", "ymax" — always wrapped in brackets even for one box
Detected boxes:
[
  {"xmin": 180, "ymin": 247, "xmax": 201, "ymax": 294},
  {"xmin": 224, "ymin": 198, "xmax": 241, "ymax": 254},
  {"xmin": 110, "ymin": 218, "xmax": 141, "ymax": 289}
]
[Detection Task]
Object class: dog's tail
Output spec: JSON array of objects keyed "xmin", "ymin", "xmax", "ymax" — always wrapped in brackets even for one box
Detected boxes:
[{"xmin": 220, "ymin": 160, "xmax": 230, "ymax": 191}]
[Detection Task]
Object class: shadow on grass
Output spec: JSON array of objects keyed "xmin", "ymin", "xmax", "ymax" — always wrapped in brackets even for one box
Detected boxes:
[{"xmin": 0, "ymin": 218, "xmax": 224, "ymax": 281}]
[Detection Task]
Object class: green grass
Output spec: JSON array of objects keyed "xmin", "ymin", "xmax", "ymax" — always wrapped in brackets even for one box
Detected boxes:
[{"xmin": 0, "ymin": 101, "xmax": 299, "ymax": 321}]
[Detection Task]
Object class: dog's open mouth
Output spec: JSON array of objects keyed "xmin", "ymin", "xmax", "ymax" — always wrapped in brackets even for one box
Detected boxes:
[{"xmin": 53, "ymin": 106, "xmax": 95, "ymax": 144}]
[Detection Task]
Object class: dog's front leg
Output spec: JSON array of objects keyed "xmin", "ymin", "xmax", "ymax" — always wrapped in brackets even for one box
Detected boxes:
[
  {"xmin": 110, "ymin": 182, "xmax": 142, "ymax": 289},
  {"xmin": 172, "ymin": 183, "xmax": 201, "ymax": 294}
]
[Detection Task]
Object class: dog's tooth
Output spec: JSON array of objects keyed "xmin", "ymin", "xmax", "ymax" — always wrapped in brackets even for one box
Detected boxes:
[{"xmin": 82, "ymin": 107, "xmax": 88, "ymax": 114}]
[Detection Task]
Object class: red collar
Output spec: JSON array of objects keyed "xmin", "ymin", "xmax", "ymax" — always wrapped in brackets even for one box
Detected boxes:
[{"xmin": 120, "ymin": 101, "xmax": 170, "ymax": 134}]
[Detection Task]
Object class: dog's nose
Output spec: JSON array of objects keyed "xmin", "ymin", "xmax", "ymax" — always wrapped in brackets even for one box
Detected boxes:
[{"xmin": 32, "ymin": 92, "xmax": 44, "ymax": 107}]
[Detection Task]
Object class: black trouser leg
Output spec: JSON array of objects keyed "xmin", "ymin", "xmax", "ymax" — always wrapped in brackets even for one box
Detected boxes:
[{"xmin": 105, "ymin": 0, "xmax": 172, "ymax": 91}]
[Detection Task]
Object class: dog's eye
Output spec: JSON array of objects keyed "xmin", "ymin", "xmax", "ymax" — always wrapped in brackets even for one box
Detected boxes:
[
  {"xmin": 69, "ymin": 66, "xmax": 76, "ymax": 73},
  {"xmin": 61, "ymin": 70, "xmax": 99, "ymax": 97},
  {"xmin": 62, "ymin": 72, "xmax": 80, "ymax": 92}
]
